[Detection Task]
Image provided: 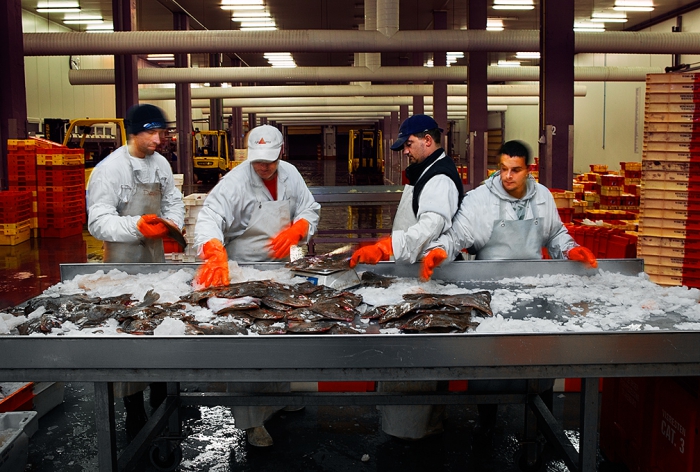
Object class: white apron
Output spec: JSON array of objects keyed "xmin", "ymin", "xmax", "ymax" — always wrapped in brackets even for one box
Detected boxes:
[
  {"xmin": 379, "ymin": 185, "xmax": 439, "ymax": 439},
  {"xmin": 104, "ymin": 179, "xmax": 164, "ymax": 397},
  {"xmin": 226, "ymin": 186, "xmax": 290, "ymax": 429},
  {"xmin": 226, "ymin": 198, "xmax": 291, "ymax": 263}
]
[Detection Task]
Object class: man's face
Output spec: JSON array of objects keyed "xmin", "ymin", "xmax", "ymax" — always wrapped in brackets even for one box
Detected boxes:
[
  {"xmin": 252, "ymin": 159, "xmax": 280, "ymax": 181},
  {"xmin": 499, "ymin": 154, "xmax": 529, "ymax": 199},
  {"xmin": 402, "ymin": 134, "xmax": 431, "ymax": 165},
  {"xmin": 131, "ymin": 130, "xmax": 162, "ymax": 157}
]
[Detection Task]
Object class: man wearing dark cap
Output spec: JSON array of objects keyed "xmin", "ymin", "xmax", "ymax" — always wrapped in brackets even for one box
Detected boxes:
[
  {"xmin": 86, "ymin": 103, "xmax": 184, "ymax": 437},
  {"xmin": 349, "ymin": 114, "xmax": 464, "ymax": 441},
  {"xmin": 350, "ymin": 114, "xmax": 463, "ymax": 278}
]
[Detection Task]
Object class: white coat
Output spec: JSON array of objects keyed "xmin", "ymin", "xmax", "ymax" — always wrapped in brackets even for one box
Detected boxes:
[
  {"xmin": 431, "ymin": 173, "xmax": 577, "ymax": 261},
  {"xmin": 391, "ymin": 153, "xmax": 460, "ymax": 264},
  {"xmin": 87, "ymin": 145, "xmax": 185, "ymax": 243},
  {"xmin": 194, "ymin": 160, "xmax": 320, "ymax": 255}
]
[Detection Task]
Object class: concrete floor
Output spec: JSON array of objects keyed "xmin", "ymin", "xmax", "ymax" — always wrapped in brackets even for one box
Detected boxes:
[{"xmin": 23, "ymin": 382, "xmax": 629, "ymax": 472}]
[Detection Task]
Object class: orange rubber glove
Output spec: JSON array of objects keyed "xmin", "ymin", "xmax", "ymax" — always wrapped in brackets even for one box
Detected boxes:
[
  {"xmin": 194, "ymin": 239, "xmax": 230, "ymax": 288},
  {"xmin": 269, "ymin": 219, "xmax": 310, "ymax": 260},
  {"xmin": 349, "ymin": 237, "xmax": 393, "ymax": 268},
  {"xmin": 137, "ymin": 214, "xmax": 169, "ymax": 239},
  {"xmin": 420, "ymin": 248, "xmax": 448, "ymax": 281},
  {"xmin": 567, "ymin": 246, "xmax": 598, "ymax": 268}
]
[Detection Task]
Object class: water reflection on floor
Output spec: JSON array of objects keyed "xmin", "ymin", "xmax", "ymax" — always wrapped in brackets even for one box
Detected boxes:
[{"xmin": 0, "ymin": 159, "xmax": 396, "ymax": 309}]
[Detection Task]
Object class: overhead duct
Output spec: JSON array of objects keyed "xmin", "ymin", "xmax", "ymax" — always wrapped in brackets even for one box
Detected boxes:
[
  {"xmin": 188, "ymin": 96, "xmax": 540, "ymax": 108},
  {"xmin": 364, "ymin": 0, "xmax": 380, "ymax": 71},
  {"xmin": 70, "ymin": 65, "xmax": 662, "ymax": 86},
  {"xmin": 23, "ymin": 30, "xmax": 700, "ymax": 57},
  {"xmin": 377, "ymin": 0, "xmax": 399, "ymax": 38},
  {"xmin": 138, "ymin": 83, "xmax": 587, "ymax": 100}
]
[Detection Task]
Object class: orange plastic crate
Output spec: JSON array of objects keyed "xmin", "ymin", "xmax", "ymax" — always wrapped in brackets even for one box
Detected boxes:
[
  {"xmin": 39, "ymin": 224, "xmax": 84, "ymax": 238},
  {"xmin": 0, "ymin": 382, "xmax": 34, "ymax": 412}
]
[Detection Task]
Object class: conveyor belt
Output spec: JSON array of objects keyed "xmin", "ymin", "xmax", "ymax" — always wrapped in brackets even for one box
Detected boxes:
[{"xmin": 1, "ymin": 259, "xmax": 699, "ymax": 472}]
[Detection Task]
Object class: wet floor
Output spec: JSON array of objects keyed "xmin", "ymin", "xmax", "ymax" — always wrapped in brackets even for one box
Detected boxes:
[{"xmin": 24, "ymin": 382, "xmax": 628, "ymax": 472}]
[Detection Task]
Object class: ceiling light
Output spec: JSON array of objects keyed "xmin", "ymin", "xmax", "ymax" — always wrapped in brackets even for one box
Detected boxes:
[
  {"xmin": 240, "ymin": 20, "xmax": 275, "ymax": 27},
  {"xmin": 486, "ymin": 19, "xmax": 504, "ymax": 31},
  {"xmin": 493, "ymin": 0, "xmax": 534, "ymax": 11},
  {"xmin": 36, "ymin": 7, "xmax": 81, "ymax": 12},
  {"xmin": 221, "ymin": 0, "xmax": 263, "ymax": 4},
  {"xmin": 233, "ymin": 14, "xmax": 271, "ymax": 21},
  {"xmin": 63, "ymin": 18, "xmax": 103, "ymax": 24},
  {"xmin": 147, "ymin": 54, "xmax": 174, "ymax": 60},
  {"xmin": 574, "ymin": 22, "xmax": 605, "ymax": 32},
  {"xmin": 86, "ymin": 23, "xmax": 113, "ymax": 31},
  {"xmin": 221, "ymin": 5, "xmax": 264, "ymax": 10},
  {"xmin": 515, "ymin": 51, "xmax": 540, "ymax": 59},
  {"xmin": 497, "ymin": 60, "xmax": 521, "ymax": 67},
  {"xmin": 590, "ymin": 17, "xmax": 628, "ymax": 22},
  {"xmin": 613, "ymin": 1, "xmax": 654, "ymax": 11},
  {"xmin": 231, "ymin": 11, "xmax": 270, "ymax": 18},
  {"xmin": 240, "ymin": 26, "xmax": 277, "ymax": 31}
]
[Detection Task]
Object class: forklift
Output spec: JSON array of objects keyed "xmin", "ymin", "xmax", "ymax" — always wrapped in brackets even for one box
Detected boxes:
[
  {"xmin": 347, "ymin": 128, "xmax": 384, "ymax": 185},
  {"xmin": 192, "ymin": 129, "xmax": 231, "ymax": 183}
]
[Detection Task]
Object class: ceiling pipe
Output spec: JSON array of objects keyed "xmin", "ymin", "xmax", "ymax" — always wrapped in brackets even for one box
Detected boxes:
[
  {"xmin": 23, "ymin": 30, "xmax": 700, "ymax": 56},
  {"xmin": 377, "ymin": 0, "xmax": 399, "ymax": 38},
  {"xmin": 139, "ymin": 83, "xmax": 587, "ymax": 100},
  {"xmin": 364, "ymin": 0, "xmax": 380, "ymax": 72},
  {"xmin": 188, "ymin": 96, "xmax": 540, "ymax": 108},
  {"xmin": 70, "ymin": 65, "xmax": 662, "ymax": 86}
]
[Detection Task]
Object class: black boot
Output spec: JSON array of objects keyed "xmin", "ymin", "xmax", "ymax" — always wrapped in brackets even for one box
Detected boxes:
[
  {"xmin": 149, "ymin": 382, "xmax": 167, "ymax": 409},
  {"xmin": 124, "ymin": 391, "xmax": 148, "ymax": 440}
]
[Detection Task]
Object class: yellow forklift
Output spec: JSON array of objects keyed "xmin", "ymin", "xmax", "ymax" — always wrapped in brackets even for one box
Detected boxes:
[
  {"xmin": 62, "ymin": 118, "xmax": 127, "ymax": 168},
  {"xmin": 192, "ymin": 129, "xmax": 231, "ymax": 183},
  {"xmin": 348, "ymin": 129, "xmax": 384, "ymax": 185}
]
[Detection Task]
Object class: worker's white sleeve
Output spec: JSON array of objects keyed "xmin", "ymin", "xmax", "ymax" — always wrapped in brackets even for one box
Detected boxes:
[
  {"xmin": 290, "ymin": 178, "xmax": 321, "ymax": 242},
  {"xmin": 159, "ymin": 174, "xmax": 185, "ymax": 230},
  {"xmin": 392, "ymin": 175, "xmax": 458, "ymax": 264},
  {"xmin": 87, "ymin": 168, "xmax": 141, "ymax": 243}
]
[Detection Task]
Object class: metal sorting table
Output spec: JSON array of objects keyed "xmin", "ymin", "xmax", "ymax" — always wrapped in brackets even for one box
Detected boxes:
[
  {"xmin": 309, "ymin": 185, "xmax": 403, "ymax": 204},
  {"xmin": 1, "ymin": 259, "xmax": 700, "ymax": 472}
]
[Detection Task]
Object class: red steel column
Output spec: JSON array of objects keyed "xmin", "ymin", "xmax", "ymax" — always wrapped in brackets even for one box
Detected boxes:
[
  {"xmin": 468, "ymin": 0, "xmax": 488, "ymax": 189},
  {"xmin": 173, "ymin": 12, "xmax": 194, "ymax": 192},
  {"xmin": 112, "ymin": 0, "xmax": 138, "ymax": 119},
  {"xmin": 433, "ymin": 11, "xmax": 448, "ymax": 137}
]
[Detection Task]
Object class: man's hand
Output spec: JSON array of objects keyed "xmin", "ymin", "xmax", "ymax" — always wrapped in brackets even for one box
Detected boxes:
[
  {"xmin": 420, "ymin": 248, "xmax": 448, "ymax": 281},
  {"xmin": 567, "ymin": 246, "xmax": 598, "ymax": 268},
  {"xmin": 194, "ymin": 239, "xmax": 230, "ymax": 288},
  {"xmin": 269, "ymin": 219, "xmax": 309, "ymax": 260},
  {"xmin": 137, "ymin": 214, "xmax": 169, "ymax": 239},
  {"xmin": 349, "ymin": 237, "xmax": 392, "ymax": 268}
]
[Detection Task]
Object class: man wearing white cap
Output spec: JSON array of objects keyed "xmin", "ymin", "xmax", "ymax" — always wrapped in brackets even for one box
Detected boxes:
[
  {"xmin": 193, "ymin": 124, "xmax": 320, "ymax": 447},
  {"xmin": 194, "ymin": 124, "xmax": 321, "ymax": 286}
]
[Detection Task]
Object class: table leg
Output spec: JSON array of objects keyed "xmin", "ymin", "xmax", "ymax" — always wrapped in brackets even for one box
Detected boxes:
[
  {"xmin": 94, "ymin": 382, "xmax": 117, "ymax": 472},
  {"xmin": 579, "ymin": 377, "xmax": 599, "ymax": 472}
]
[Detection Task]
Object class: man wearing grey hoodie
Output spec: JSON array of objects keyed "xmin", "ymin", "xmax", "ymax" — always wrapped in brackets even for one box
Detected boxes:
[{"xmin": 420, "ymin": 139, "xmax": 596, "ymax": 438}]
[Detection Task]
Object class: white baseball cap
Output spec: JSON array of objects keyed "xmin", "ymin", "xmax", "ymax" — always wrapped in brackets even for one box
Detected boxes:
[{"xmin": 247, "ymin": 125, "xmax": 283, "ymax": 162}]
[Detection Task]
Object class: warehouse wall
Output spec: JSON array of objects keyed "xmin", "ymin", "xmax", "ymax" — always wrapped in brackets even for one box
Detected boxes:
[{"xmin": 503, "ymin": 6, "xmax": 700, "ymax": 175}]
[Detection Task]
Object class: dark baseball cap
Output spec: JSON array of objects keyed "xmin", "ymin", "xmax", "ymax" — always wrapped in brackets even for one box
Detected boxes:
[
  {"xmin": 126, "ymin": 104, "xmax": 167, "ymax": 135},
  {"xmin": 390, "ymin": 114, "xmax": 443, "ymax": 151}
]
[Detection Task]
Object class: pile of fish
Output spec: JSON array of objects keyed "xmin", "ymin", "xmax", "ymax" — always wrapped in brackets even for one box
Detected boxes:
[
  {"xmin": 362, "ymin": 291, "xmax": 493, "ymax": 332},
  {"xmin": 8, "ymin": 276, "xmax": 493, "ymax": 336},
  {"xmin": 285, "ymin": 247, "xmax": 353, "ymax": 272},
  {"xmin": 182, "ymin": 280, "xmax": 364, "ymax": 335}
]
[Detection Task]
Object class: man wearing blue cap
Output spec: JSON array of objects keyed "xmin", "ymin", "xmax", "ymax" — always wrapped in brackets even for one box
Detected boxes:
[
  {"xmin": 350, "ymin": 114, "xmax": 463, "ymax": 441},
  {"xmin": 349, "ymin": 114, "xmax": 463, "ymax": 278},
  {"xmin": 87, "ymin": 104, "xmax": 184, "ymax": 438}
]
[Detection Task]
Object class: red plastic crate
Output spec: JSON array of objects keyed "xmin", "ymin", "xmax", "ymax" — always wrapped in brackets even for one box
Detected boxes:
[
  {"xmin": 38, "ymin": 199, "xmax": 86, "ymax": 212},
  {"xmin": 163, "ymin": 236, "xmax": 184, "ymax": 253},
  {"xmin": 39, "ymin": 224, "xmax": 84, "ymax": 238},
  {"xmin": 317, "ymin": 382, "xmax": 376, "ymax": 392},
  {"xmin": 38, "ymin": 212, "xmax": 85, "ymax": 229},
  {"xmin": 650, "ymin": 378, "xmax": 698, "ymax": 472},
  {"xmin": 557, "ymin": 207, "xmax": 574, "ymax": 223},
  {"xmin": 0, "ymin": 208, "xmax": 33, "ymax": 224},
  {"xmin": 37, "ymin": 166, "xmax": 85, "ymax": 187},
  {"xmin": 0, "ymin": 382, "xmax": 34, "ymax": 412},
  {"xmin": 7, "ymin": 160, "xmax": 36, "ymax": 175},
  {"xmin": 7, "ymin": 139, "xmax": 37, "ymax": 151},
  {"xmin": 8, "ymin": 184, "xmax": 37, "ymax": 192},
  {"xmin": 37, "ymin": 186, "xmax": 85, "ymax": 203}
]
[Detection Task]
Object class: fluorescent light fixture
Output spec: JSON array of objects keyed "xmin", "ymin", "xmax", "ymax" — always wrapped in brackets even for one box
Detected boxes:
[
  {"xmin": 233, "ymin": 14, "xmax": 271, "ymax": 21},
  {"xmin": 240, "ymin": 20, "xmax": 275, "ymax": 27},
  {"xmin": 447, "ymin": 52, "xmax": 464, "ymax": 58},
  {"xmin": 36, "ymin": 7, "xmax": 81, "ymax": 12},
  {"xmin": 231, "ymin": 11, "xmax": 270, "ymax": 18},
  {"xmin": 591, "ymin": 12, "xmax": 628, "ymax": 22},
  {"xmin": 487, "ymin": 19, "xmax": 504, "ymax": 31},
  {"xmin": 493, "ymin": 0, "xmax": 534, "ymax": 10},
  {"xmin": 221, "ymin": 0, "xmax": 263, "ymax": 4},
  {"xmin": 221, "ymin": 5, "xmax": 264, "ymax": 10},
  {"xmin": 63, "ymin": 18, "xmax": 103, "ymax": 24},
  {"xmin": 613, "ymin": 0, "xmax": 654, "ymax": 11},
  {"xmin": 147, "ymin": 54, "xmax": 174, "ymax": 60},
  {"xmin": 424, "ymin": 59, "xmax": 434, "ymax": 67},
  {"xmin": 574, "ymin": 23, "xmax": 605, "ymax": 32},
  {"xmin": 515, "ymin": 51, "xmax": 540, "ymax": 59},
  {"xmin": 240, "ymin": 26, "xmax": 277, "ymax": 31},
  {"xmin": 497, "ymin": 60, "xmax": 521, "ymax": 67}
]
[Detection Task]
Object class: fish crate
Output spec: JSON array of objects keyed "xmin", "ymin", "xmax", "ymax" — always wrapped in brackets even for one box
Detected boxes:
[
  {"xmin": 0, "ymin": 191, "xmax": 33, "ymax": 223},
  {"xmin": 163, "ymin": 236, "xmax": 184, "ymax": 254},
  {"xmin": 38, "ymin": 224, "xmax": 84, "ymax": 239},
  {"xmin": 37, "ymin": 212, "xmax": 85, "ymax": 230},
  {"xmin": 31, "ymin": 382, "xmax": 65, "ymax": 419},
  {"xmin": 0, "ymin": 383, "xmax": 34, "ymax": 413},
  {"xmin": 0, "ymin": 411, "xmax": 38, "ymax": 472},
  {"xmin": 37, "ymin": 185, "xmax": 85, "ymax": 204},
  {"xmin": 36, "ymin": 149, "xmax": 85, "ymax": 166},
  {"xmin": 550, "ymin": 189, "xmax": 575, "ymax": 208},
  {"xmin": 6, "ymin": 139, "xmax": 36, "ymax": 152},
  {"xmin": 0, "ymin": 220, "xmax": 31, "ymax": 246},
  {"xmin": 37, "ymin": 166, "xmax": 85, "ymax": 187},
  {"xmin": 620, "ymin": 161, "xmax": 642, "ymax": 172}
]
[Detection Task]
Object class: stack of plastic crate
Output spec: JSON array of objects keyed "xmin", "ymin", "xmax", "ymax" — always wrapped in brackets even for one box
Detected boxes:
[
  {"xmin": 6, "ymin": 140, "xmax": 38, "ymax": 231},
  {"xmin": 181, "ymin": 193, "xmax": 207, "ymax": 262},
  {"xmin": 637, "ymin": 72, "xmax": 700, "ymax": 287},
  {"xmin": 0, "ymin": 190, "xmax": 33, "ymax": 247},
  {"xmin": 35, "ymin": 148, "xmax": 86, "ymax": 238}
]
